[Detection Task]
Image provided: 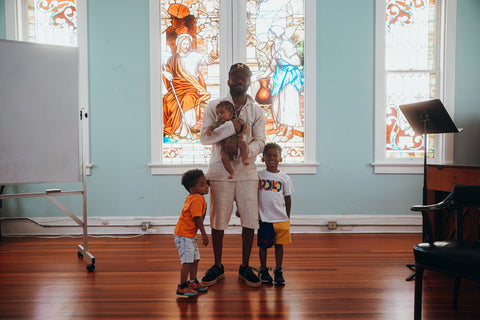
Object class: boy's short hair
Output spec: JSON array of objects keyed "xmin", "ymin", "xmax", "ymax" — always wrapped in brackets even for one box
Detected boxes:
[
  {"xmin": 263, "ymin": 142, "xmax": 282, "ymax": 155},
  {"xmin": 216, "ymin": 100, "xmax": 235, "ymax": 113},
  {"xmin": 181, "ymin": 169, "xmax": 205, "ymax": 191}
]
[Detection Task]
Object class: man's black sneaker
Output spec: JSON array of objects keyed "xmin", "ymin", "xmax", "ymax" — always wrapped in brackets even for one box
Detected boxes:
[
  {"xmin": 201, "ymin": 264, "xmax": 225, "ymax": 286},
  {"xmin": 259, "ymin": 266, "xmax": 273, "ymax": 284},
  {"xmin": 238, "ymin": 265, "xmax": 261, "ymax": 287},
  {"xmin": 274, "ymin": 267, "xmax": 285, "ymax": 286}
]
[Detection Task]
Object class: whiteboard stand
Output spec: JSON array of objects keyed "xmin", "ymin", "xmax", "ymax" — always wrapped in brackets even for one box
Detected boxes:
[
  {"xmin": 0, "ymin": 40, "xmax": 95, "ymax": 272},
  {"xmin": 0, "ymin": 191, "xmax": 95, "ymax": 271},
  {"xmin": 77, "ymin": 108, "xmax": 95, "ymax": 271},
  {"xmin": 0, "ymin": 110, "xmax": 95, "ymax": 272}
]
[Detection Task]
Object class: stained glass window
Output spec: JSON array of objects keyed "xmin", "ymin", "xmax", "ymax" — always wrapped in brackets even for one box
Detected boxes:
[
  {"xmin": 246, "ymin": 0, "xmax": 305, "ymax": 164},
  {"xmin": 160, "ymin": 0, "xmax": 219, "ymax": 165},
  {"xmin": 384, "ymin": 0, "xmax": 436, "ymax": 159},
  {"xmin": 159, "ymin": 0, "xmax": 306, "ymax": 165},
  {"xmin": 26, "ymin": 0, "xmax": 77, "ymax": 47}
]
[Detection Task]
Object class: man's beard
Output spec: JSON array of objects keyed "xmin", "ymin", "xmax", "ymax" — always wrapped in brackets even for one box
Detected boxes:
[{"xmin": 229, "ymin": 84, "xmax": 248, "ymax": 96}]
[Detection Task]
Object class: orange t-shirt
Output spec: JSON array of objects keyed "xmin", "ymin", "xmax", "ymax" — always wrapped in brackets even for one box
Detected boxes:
[{"xmin": 174, "ymin": 193, "xmax": 207, "ymax": 238}]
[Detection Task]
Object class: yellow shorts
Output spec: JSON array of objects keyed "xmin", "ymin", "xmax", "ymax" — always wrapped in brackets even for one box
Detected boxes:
[
  {"xmin": 258, "ymin": 220, "xmax": 291, "ymax": 248},
  {"xmin": 209, "ymin": 180, "xmax": 259, "ymax": 230}
]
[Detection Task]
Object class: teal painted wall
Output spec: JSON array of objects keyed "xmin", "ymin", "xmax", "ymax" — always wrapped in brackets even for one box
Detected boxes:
[
  {"xmin": 454, "ymin": 0, "xmax": 480, "ymax": 164},
  {"xmin": 1, "ymin": 0, "xmax": 479, "ymax": 219}
]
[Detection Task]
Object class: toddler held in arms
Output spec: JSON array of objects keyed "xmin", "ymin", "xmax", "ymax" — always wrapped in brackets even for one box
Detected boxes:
[{"xmin": 205, "ymin": 101, "xmax": 249, "ymax": 179}]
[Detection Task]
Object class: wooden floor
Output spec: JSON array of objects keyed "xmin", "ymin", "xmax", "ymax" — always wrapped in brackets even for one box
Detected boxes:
[{"xmin": 1, "ymin": 234, "xmax": 480, "ymax": 319}]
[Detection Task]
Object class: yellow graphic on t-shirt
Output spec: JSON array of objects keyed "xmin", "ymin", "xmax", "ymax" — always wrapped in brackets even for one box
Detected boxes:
[{"xmin": 260, "ymin": 179, "xmax": 283, "ymax": 192}]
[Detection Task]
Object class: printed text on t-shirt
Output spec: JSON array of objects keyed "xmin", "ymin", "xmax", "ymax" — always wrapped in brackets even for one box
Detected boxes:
[{"xmin": 260, "ymin": 179, "xmax": 283, "ymax": 192}]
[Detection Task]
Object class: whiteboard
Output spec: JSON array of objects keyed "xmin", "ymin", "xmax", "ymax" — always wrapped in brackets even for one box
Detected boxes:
[{"xmin": 0, "ymin": 40, "xmax": 80, "ymax": 185}]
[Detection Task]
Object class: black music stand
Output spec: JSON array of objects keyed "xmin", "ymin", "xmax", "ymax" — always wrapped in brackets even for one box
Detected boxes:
[{"xmin": 399, "ymin": 99, "xmax": 462, "ymax": 280}]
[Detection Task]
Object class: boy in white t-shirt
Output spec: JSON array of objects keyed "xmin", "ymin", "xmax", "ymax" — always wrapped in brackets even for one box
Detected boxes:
[{"xmin": 257, "ymin": 143, "xmax": 294, "ymax": 286}]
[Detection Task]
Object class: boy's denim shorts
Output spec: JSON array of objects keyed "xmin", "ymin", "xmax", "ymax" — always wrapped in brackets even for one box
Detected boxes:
[{"xmin": 174, "ymin": 234, "xmax": 200, "ymax": 264}]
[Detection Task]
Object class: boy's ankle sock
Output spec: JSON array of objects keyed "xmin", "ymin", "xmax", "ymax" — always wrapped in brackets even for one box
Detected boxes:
[{"xmin": 179, "ymin": 281, "xmax": 189, "ymax": 288}]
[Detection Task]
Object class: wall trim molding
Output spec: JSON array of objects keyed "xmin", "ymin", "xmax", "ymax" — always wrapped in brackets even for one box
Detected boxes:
[{"xmin": 1, "ymin": 215, "xmax": 422, "ymax": 236}]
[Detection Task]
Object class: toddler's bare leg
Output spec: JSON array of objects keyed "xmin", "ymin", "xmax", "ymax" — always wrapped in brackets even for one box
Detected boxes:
[
  {"xmin": 239, "ymin": 140, "xmax": 249, "ymax": 166},
  {"xmin": 221, "ymin": 151, "xmax": 235, "ymax": 179}
]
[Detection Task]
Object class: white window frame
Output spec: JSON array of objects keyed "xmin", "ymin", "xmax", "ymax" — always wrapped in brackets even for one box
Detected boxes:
[
  {"xmin": 373, "ymin": 0, "xmax": 457, "ymax": 174},
  {"xmin": 148, "ymin": 0, "xmax": 318, "ymax": 175},
  {"xmin": 5, "ymin": 0, "xmax": 92, "ymax": 175}
]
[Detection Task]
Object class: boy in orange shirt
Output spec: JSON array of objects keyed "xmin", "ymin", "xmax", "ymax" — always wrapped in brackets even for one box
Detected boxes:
[{"xmin": 174, "ymin": 169, "xmax": 210, "ymax": 298}]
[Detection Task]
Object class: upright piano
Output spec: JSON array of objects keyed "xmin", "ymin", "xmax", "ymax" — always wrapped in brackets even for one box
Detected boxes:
[{"xmin": 426, "ymin": 164, "xmax": 480, "ymax": 241}]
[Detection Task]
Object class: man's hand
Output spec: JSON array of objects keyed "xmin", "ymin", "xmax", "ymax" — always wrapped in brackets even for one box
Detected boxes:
[
  {"xmin": 205, "ymin": 126, "xmax": 214, "ymax": 136},
  {"xmin": 232, "ymin": 119, "xmax": 242, "ymax": 134}
]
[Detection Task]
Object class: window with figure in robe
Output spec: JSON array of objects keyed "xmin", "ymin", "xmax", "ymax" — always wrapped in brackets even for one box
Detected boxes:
[
  {"xmin": 162, "ymin": 32, "xmax": 217, "ymax": 139},
  {"xmin": 161, "ymin": 0, "xmax": 220, "ymax": 164},
  {"xmin": 159, "ymin": 0, "xmax": 306, "ymax": 165},
  {"xmin": 247, "ymin": 0, "xmax": 305, "ymax": 163}
]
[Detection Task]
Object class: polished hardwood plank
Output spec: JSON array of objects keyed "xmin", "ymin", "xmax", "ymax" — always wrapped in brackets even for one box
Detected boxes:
[{"xmin": 1, "ymin": 234, "xmax": 480, "ymax": 319}]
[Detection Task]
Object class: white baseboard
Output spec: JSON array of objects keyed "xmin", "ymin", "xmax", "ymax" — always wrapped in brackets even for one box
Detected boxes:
[{"xmin": 0, "ymin": 215, "xmax": 422, "ymax": 236}]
